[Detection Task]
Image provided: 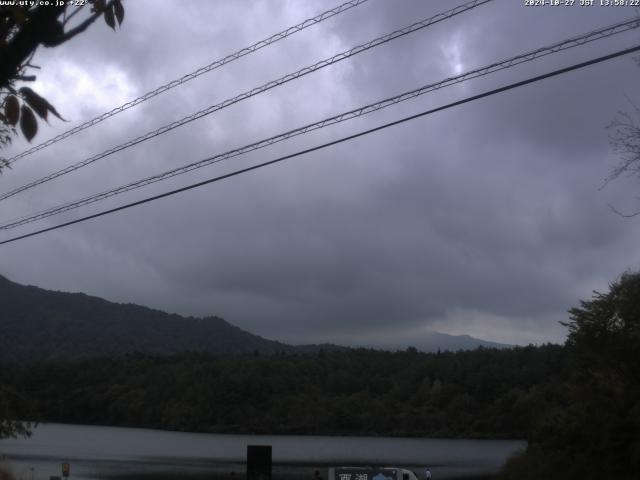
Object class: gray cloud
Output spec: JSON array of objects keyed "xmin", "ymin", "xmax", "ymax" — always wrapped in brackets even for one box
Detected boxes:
[{"xmin": 2, "ymin": 0, "xmax": 640, "ymax": 347}]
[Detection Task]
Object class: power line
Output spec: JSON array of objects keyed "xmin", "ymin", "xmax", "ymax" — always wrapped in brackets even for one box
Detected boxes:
[
  {"xmin": 2, "ymin": 43, "xmax": 638, "ymax": 247},
  {"xmin": 0, "ymin": 0, "xmax": 493, "ymax": 202},
  {"xmin": 2, "ymin": 18, "xmax": 638, "ymax": 231},
  {"xmin": 4, "ymin": 0, "xmax": 372, "ymax": 165}
]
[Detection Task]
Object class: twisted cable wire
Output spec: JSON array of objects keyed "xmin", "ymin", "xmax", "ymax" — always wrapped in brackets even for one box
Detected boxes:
[
  {"xmin": 5, "ymin": 0, "xmax": 372, "ymax": 165},
  {"xmin": 2, "ymin": 43, "xmax": 640, "ymax": 246},
  {"xmin": 3, "ymin": 14, "xmax": 637, "ymax": 231},
  {"xmin": 0, "ymin": 0, "xmax": 493, "ymax": 201}
]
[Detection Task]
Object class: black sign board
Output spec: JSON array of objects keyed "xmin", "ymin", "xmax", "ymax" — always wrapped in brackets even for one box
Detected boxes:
[{"xmin": 247, "ymin": 445, "xmax": 272, "ymax": 480}]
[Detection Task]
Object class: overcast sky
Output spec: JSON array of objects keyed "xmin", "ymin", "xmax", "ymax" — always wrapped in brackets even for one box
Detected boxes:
[{"xmin": 1, "ymin": 0, "xmax": 640, "ymax": 347}]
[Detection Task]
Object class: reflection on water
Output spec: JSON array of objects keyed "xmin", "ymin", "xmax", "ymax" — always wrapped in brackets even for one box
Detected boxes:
[{"xmin": 0, "ymin": 423, "xmax": 525, "ymax": 480}]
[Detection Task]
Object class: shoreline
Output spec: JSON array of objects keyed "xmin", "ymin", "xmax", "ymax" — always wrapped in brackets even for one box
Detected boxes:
[
  {"xmin": 11, "ymin": 421, "xmax": 525, "ymax": 443},
  {"xmin": 1, "ymin": 457, "xmax": 500, "ymax": 480}
]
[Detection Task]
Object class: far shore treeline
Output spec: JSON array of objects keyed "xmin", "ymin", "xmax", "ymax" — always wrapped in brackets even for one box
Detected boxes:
[{"xmin": 1, "ymin": 345, "xmax": 566, "ymax": 438}]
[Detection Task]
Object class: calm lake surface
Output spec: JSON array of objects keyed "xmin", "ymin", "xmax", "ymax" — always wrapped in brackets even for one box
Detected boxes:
[{"xmin": 0, "ymin": 424, "xmax": 525, "ymax": 480}]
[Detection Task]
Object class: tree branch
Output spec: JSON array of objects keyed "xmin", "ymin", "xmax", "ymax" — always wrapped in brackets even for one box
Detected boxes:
[
  {"xmin": 62, "ymin": 5, "xmax": 84, "ymax": 27},
  {"xmin": 0, "ymin": 5, "xmax": 64, "ymax": 88},
  {"xmin": 608, "ymin": 203, "xmax": 640, "ymax": 218},
  {"xmin": 49, "ymin": 0, "xmax": 115, "ymax": 47}
]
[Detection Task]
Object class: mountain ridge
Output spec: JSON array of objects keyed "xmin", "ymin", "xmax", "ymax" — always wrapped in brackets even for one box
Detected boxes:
[
  {"xmin": 0, "ymin": 274, "xmax": 295, "ymax": 362},
  {"xmin": 0, "ymin": 274, "xmax": 509, "ymax": 363}
]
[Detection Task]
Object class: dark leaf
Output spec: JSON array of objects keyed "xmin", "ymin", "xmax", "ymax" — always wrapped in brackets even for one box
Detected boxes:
[
  {"xmin": 19, "ymin": 87, "xmax": 66, "ymax": 121},
  {"xmin": 114, "ymin": 0, "xmax": 124, "ymax": 26},
  {"xmin": 19, "ymin": 87, "xmax": 47, "ymax": 120},
  {"xmin": 4, "ymin": 95, "xmax": 20, "ymax": 126},
  {"xmin": 104, "ymin": 5, "xmax": 115, "ymax": 30},
  {"xmin": 19, "ymin": 105, "xmax": 37, "ymax": 142}
]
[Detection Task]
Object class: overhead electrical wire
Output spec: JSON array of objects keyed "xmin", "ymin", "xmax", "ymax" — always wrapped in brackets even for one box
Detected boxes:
[
  {"xmin": 1, "ymin": 17, "xmax": 637, "ymax": 231},
  {"xmin": 1, "ymin": 43, "xmax": 638, "ymax": 247},
  {"xmin": 4, "ymin": 0, "xmax": 372, "ymax": 165},
  {"xmin": 0, "ymin": 0, "xmax": 493, "ymax": 202}
]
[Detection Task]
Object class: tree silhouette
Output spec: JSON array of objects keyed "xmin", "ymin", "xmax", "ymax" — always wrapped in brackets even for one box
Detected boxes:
[
  {"xmin": 605, "ymin": 59, "xmax": 640, "ymax": 217},
  {"xmin": 0, "ymin": 0, "xmax": 125, "ymax": 167},
  {"xmin": 500, "ymin": 271, "xmax": 640, "ymax": 479}
]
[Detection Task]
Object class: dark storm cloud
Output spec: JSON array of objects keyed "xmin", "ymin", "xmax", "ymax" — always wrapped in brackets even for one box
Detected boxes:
[{"xmin": 1, "ymin": 0, "xmax": 640, "ymax": 346}]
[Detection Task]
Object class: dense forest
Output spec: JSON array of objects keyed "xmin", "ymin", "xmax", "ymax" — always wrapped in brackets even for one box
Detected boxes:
[{"xmin": 1, "ymin": 345, "xmax": 566, "ymax": 438}]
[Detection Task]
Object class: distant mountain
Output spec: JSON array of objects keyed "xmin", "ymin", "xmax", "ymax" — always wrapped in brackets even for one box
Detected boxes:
[
  {"xmin": 0, "ymin": 274, "xmax": 509, "ymax": 363},
  {"xmin": 0, "ymin": 274, "xmax": 294, "ymax": 363},
  {"xmin": 363, "ymin": 330, "xmax": 511, "ymax": 353}
]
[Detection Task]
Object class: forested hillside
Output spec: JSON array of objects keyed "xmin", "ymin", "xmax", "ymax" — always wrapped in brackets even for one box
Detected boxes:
[
  {"xmin": 0, "ymin": 275, "xmax": 504, "ymax": 362},
  {"xmin": 1, "ymin": 345, "xmax": 566, "ymax": 438},
  {"xmin": 0, "ymin": 275, "xmax": 294, "ymax": 362}
]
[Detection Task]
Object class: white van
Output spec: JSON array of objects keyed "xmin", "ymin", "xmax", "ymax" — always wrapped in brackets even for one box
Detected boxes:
[{"xmin": 328, "ymin": 467, "xmax": 420, "ymax": 480}]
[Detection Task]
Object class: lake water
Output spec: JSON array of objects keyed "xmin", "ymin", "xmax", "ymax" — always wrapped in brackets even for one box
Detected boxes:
[{"xmin": 0, "ymin": 424, "xmax": 525, "ymax": 480}]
